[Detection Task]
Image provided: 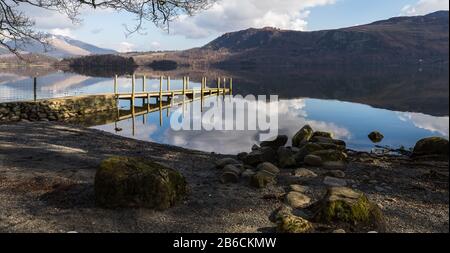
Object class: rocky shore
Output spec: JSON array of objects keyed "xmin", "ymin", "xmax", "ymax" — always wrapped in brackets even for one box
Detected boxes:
[{"xmin": 0, "ymin": 122, "xmax": 448, "ymax": 233}]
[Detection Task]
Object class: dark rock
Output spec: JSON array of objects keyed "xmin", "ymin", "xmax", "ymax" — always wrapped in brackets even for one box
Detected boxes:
[
  {"xmin": 294, "ymin": 168, "xmax": 318, "ymax": 178},
  {"xmin": 323, "ymin": 176, "xmax": 347, "ymax": 187},
  {"xmin": 368, "ymin": 131, "xmax": 384, "ymax": 143},
  {"xmin": 277, "ymin": 147, "xmax": 297, "ymax": 168},
  {"xmin": 220, "ymin": 164, "xmax": 243, "ymax": 184},
  {"xmin": 95, "ymin": 156, "xmax": 187, "ymax": 210},
  {"xmin": 237, "ymin": 152, "xmax": 248, "ymax": 161},
  {"xmin": 244, "ymin": 147, "xmax": 277, "ymax": 166},
  {"xmin": 310, "ymin": 149, "xmax": 347, "ymax": 162},
  {"xmin": 413, "ymin": 137, "xmax": 449, "ymax": 157},
  {"xmin": 260, "ymin": 135, "xmax": 288, "ymax": 149},
  {"xmin": 293, "ymin": 143, "xmax": 324, "ymax": 163},
  {"xmin": 304, "ymin": 154, "xmax": 323, "ymax": 166}
]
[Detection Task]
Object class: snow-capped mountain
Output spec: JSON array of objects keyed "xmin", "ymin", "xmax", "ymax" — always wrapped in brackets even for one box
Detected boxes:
[{"xmin": 2, "ymin": 35, "xmax": 117, "ymax": 59}]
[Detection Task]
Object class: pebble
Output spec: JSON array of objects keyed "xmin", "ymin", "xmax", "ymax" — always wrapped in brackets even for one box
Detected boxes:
[
  {"xmin": 285, "ymin": 191, "xmax": 311, "ymax": 209},
  {"xmin": 290, "ymin": 184, "xmax": 310, "ymax": 193},
  {"xmin": 294, "ymin": 168, "xmax": 318, "ymax": 178}
]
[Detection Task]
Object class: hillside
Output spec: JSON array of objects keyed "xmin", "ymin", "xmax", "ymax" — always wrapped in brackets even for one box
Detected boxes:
[
  {"xmin": 200, "ymin": 11, "xmax": 448, "ymax": 67},
  {"xmin": 1, "ymin": 35, "xmax": 116, "ymax": 59}
]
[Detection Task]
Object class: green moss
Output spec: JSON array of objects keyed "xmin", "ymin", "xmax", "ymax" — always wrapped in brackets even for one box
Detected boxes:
[
  {"xmin": 95, "ymin": 156, "xmax": 187, "ymax": 210},
  {"xmin": 318, "ymin": 196, "xmax": 371, "ymax": 224},
  {"xmin": 277, "ymin": 214, "xmax": 313, "ymax": 233}
]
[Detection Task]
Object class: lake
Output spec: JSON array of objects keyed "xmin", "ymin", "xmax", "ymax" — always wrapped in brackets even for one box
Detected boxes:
[{"xmin": 0, "ymin": 66, "xmax": 448, "ymax": 154}]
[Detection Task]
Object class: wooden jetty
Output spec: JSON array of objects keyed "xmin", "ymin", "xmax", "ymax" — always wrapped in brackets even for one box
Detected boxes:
[{"xmin": 113, "ymin": 75, "xmax": 232, "ymax": 101}]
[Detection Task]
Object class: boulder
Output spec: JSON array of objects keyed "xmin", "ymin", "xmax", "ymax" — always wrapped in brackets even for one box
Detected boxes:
[
  {"xmin": 310, "ymin": 149, "xmax": 347, "ymax": 162},
  {"xmin": 285, "ymin": 191, "xmax": 311, "ymax": 209},
  {"xmin": 276, "ymin": 214, "xmax": 313, "ymax": 233},
  {"xmin": 294, "ymin": 143, "xmax": 324, "ymax": 163},
  {"xmin": 368, "ymin": 131, "xmax": 384, "ymax": 143},
  {"xmin": 257, "ymin": 162, "xmax": 280, "ymax": 175},
  {"xmin": 244, "ymin": 147, "xmax": 277, "ymax": 166},
  {"xmin": 311, "ymin": 187, "xmax": 385, "ymax": 231},
  {"xmin": 312, "ymin": 131, "xmax": 333, "ymax": 139},
  {"xmin": 413, "ymin": 137, "xmax": 449, "ymax": 157},
  {"xmin": 220, "ymin": 164, "xmax": 243, "ymax": 184},
  {"xmin": 260, "ymin": 135, "xmax": 288, "ymax": 150},
  {"xmin": 323, "ymin": 176, "xmax": 347, "ymax": 187},
  {"xmin": 241, "ymin": 169, "xmax": 256, "ymax": 179},
  {"xmin": 277, "ymin": 147, "xmax": 297, "ymax": 168},
  {"xmin": 237, "ymin": 152, "xmax": 248, "ymax": 161},
  {"xmin": 294, "ymin": 168, "xmax": 318, "ymax": 178},
  {"xmin": 95, "ymin": 156, "xmax": 187, "ymax": 210},
  {"xmin": 292, "ymin": 125, "xmax": 314, "ymax": 147},
  {"xmin": 216, "ymin": 158, "xmax": 241, "ymax": 169},
  {"xmin": 304, "ymin": 154, "xmax": 323, "ymax": 166},
  {"xmin": 250, "ymin": 170, "xmax": 277, "ymax": 188}
]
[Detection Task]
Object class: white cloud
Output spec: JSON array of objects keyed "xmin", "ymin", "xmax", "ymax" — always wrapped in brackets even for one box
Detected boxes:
[
  {"xmin": 117, "ymin": 42, "xmax": 135, "ymax": 53},
  {"xmin": 397, "ymin": 112, "xmax": 449, "ymax": 137},
  {"xmin": 50, "ymin": 28, "xmax": 75, "ymax": 38},
  {"xmin": 171, "ymin": 0, "xmax": 336, "ymax": 39},
  {"xmin": 401, "ymin": 0, "xmax": 449, "ymax": 15},
  {"xmin": 150, "ymin": 41, "xmax": 162, "ymax": 50}
]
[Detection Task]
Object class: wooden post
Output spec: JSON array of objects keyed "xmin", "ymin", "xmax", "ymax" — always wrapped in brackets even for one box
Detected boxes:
[
  {"xmin": 33, "ymin": 77, "xmax": 37, "ymax": 101},
  {"xmin": 131, "ymin": 74, "xmax": 136, "ymax": 107},
  {"xmin": 183, "ymin": 76, "xmax": 186, "ymax": 95},
  {"xmin": 167, "ymin": 76, "xmax": 171, "ymax": 92},
  {"xmin": 223, "ymin": 77, "xmax": 226, "ymax": 95},
  {"xmin": 159, "ymin": 76, "xmax": 163, "ymax": 102},
  {"xmin": 187, "ymin": 76, "xmax": 190, "ymax": 90},
  {"xmin": 142, "ymin": 75, "xmax": 146, "ymax": 92},
  {"xmin": 229, "ymin": 78, "xmax": 233, "ymax": 95},
  {"xmin": 114, "ymin": 75, "xmax": 118, "ymax": 95},
  {"xmin": 217, "ymin": 77, "xmax": 221, "ymax": 93},
  {"xmin": 201, "ymin": 77, "xmax": 204, "ymax": 112}
]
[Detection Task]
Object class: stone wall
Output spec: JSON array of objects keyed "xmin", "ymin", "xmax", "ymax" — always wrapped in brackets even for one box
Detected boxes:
[{"xmin": 0, "ymin": 95, "xmax": 117, "ymax": 123}]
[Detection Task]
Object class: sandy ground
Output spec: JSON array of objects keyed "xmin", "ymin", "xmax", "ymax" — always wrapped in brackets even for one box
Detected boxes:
[{"xmin": 0, "ymin": 122, "xmax": 448, "ymax": 233}]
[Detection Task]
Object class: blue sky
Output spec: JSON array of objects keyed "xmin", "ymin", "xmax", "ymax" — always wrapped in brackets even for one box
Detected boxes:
[{"xmin": 23, "ymin": 0, "xmax": 449, "ymax": 52}]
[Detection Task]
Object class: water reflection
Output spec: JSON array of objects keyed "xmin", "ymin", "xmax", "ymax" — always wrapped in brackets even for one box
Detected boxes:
[{"xmin": 91, "ymin": 96, "xmax": 448, "ymax": 154}]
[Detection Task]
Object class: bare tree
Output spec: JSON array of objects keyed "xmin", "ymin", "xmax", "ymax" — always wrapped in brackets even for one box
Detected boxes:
[{"xmin": 0, "ymin": 0, "xmax": 213, "ymax": 56}]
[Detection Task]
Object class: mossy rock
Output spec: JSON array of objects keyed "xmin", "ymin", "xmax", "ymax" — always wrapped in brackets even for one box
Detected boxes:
[
  {"xmin": 310, "ymin": 149, "xmax": 347, "ymax": 162},
  {"xmin": 276, "ymin": 214, "xmax": 313, "ymax": 233},
  {"xmin": 260, "ymin": 135, "xmax": 288, "ymax": 150},
  {"xmin": 292, "ymin": 125, "xmax": 314, "ymax": 147},
  {"xmin": 250, "ymin": 170, "xmax": 276, "ymax": 188},
  {"xmin": 312, "ymin": 131, "xmax": 333, "ymax": 139},
  {"xmin": 294, "ymin": 143, "xmax": 324, "ymax": 163},
  {"xmin": 95, "ymin": 156, "xmax": 187, "ymax": 210},
  {"xmin": 312, "ymin": 187, "xmax": 385, "ymax": 231},
  {"xmin": 413, "ymin": 137, "xmax": 449, "ymax": 157},
  {"xmin": 368, "ymin": 131, "xmax": 384, "ymax": 143}
]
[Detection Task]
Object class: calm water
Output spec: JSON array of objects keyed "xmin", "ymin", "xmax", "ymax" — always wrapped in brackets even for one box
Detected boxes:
[{"xmin": 1, "ymin": 67, "xmax": 448, "ymax": 154}]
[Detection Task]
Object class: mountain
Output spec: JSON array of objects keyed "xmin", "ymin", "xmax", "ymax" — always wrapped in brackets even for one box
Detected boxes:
[
  {"xmin": 198, "ymin": 11, "xmax": 449, "ymax": 67},
  {"xmin": 2, "ymin": 35, "xmax": 116, "ymax": 59}
]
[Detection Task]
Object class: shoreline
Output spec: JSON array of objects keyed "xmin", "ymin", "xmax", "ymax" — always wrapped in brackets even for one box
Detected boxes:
[{"xmin": 0, "ymin": 121, "xmax": 448, "ymax": 233}]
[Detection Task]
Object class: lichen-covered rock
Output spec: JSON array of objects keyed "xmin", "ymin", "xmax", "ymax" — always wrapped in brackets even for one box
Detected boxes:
[
  {"xmin": 368, "ymin": 131, "xmax": 384, "ymax": 143},
  {"xmin": 413, "ymin": 137, "xmax": 449, "ymax": 157},
  {"xmin": 257, "ymin": 162, "xmax": 280, "ymax": 175},
  {"xmin": 260, "ymin": 135, "xmax": 288, "ymax": 150},
  {"xmin": 312, "ymin": 131, "xmax": 333, "ymax": 139},
  {"xmin": 290, "ymin": 184, "xmax": 310, "ymax": 193},
  {"xmin": 311, "ymin": 149, "xmax": 347, "ymax": 162},
  {"xmin": 304, "ymin": 154, "xmax": 323, "ymax": 166},
  {"xmin": 276, "ymin": 214, "xmax": 313, "ymax": 233},
  {"xmin": 95, "ymin": 156, "xmax": 187, "ymax": 210},
  {"xmin": 250, "ymin": 170, "xmax": 276, "ymax": 188},
  {"xmin": 294, "ymin": 168, "xmax": 318, "ymax": 178},
  {"xmin": 292, "ymin": 125, "xmax": 314, "ymax": 147},
  {"xmin": 312, "ymin": 187, "xmax": 385, "ymax": 231},
  {"xmin": 285, "ymin": 191, "xmax": 311, "ymax": 209}
]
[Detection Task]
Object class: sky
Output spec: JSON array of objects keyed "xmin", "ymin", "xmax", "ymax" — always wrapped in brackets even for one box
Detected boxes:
[{"xmin": 19, "ymin": 0, "xmax": 450, "ymax": 52}]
